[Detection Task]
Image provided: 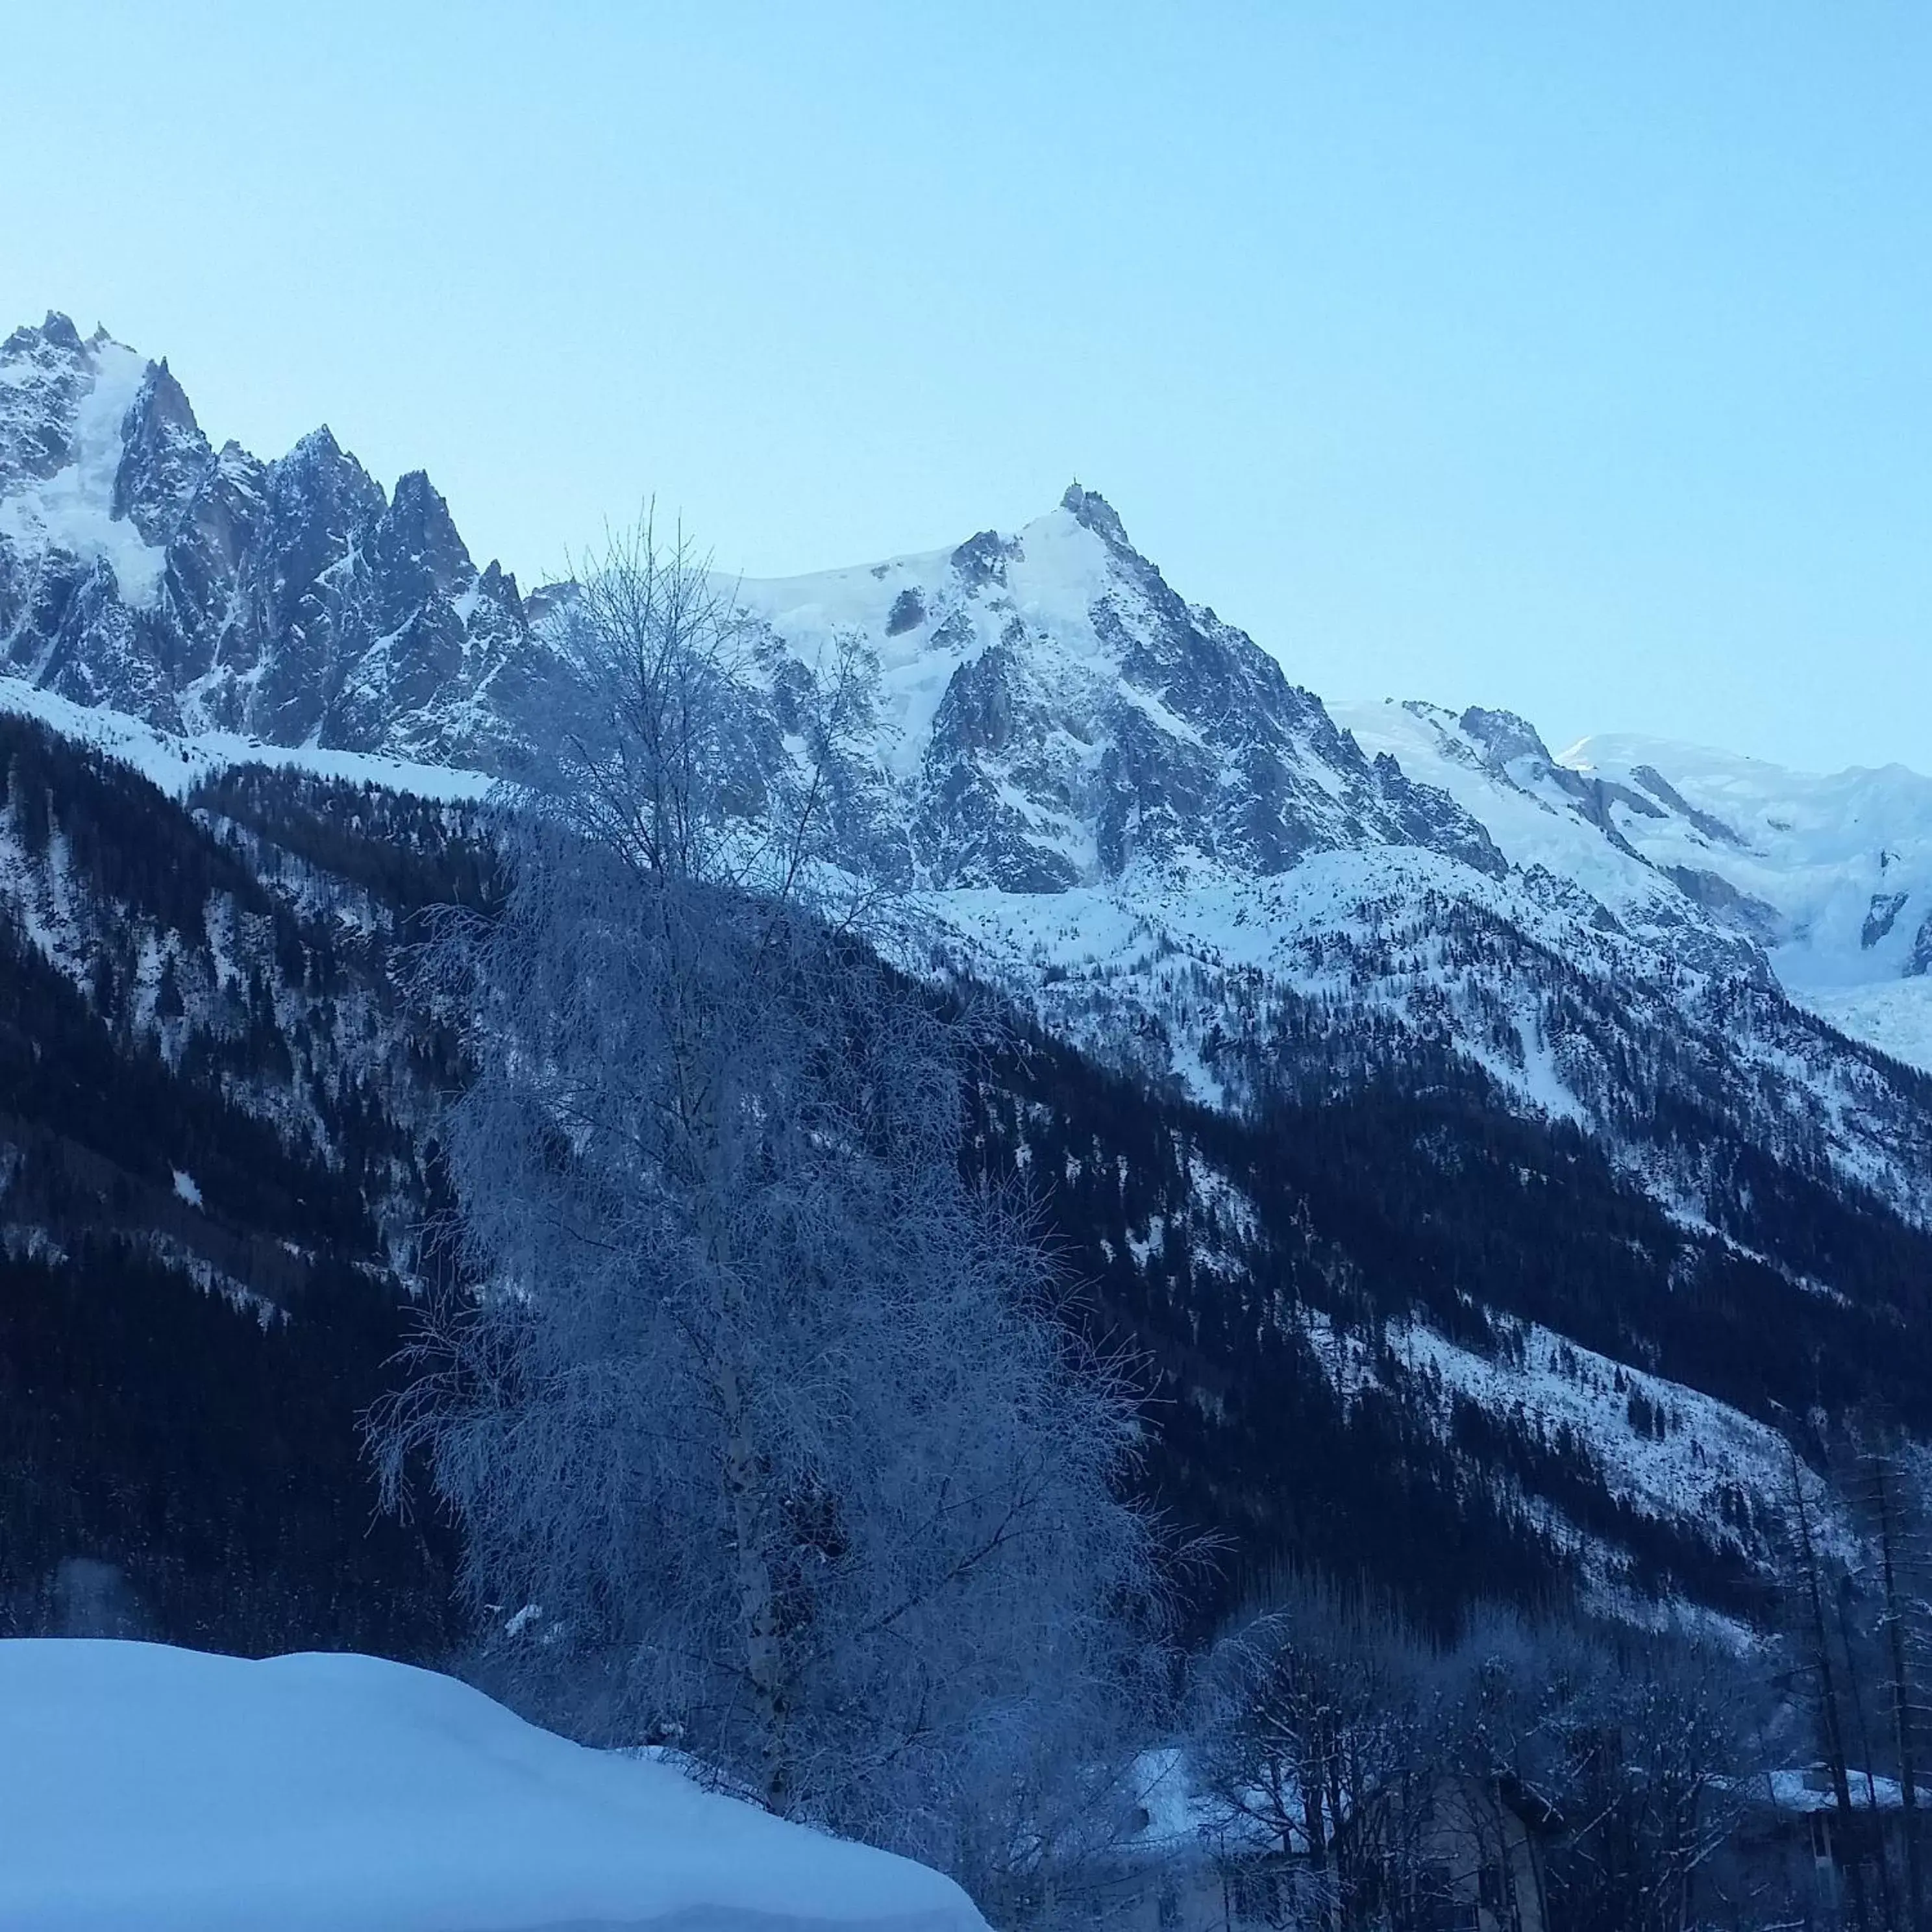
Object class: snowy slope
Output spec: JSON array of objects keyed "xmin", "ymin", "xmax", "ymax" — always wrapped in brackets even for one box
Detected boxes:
[
  {"xmin": 1319, "ymin": 1308, "xmax": 1825, "ymax": 1606},
  {"xmin": 8, "ymin": 304, "xmax": 1927, "ymax": 1092},
  {"xmin": 0, "ymin": 1640, "xmax": 987, "ymax": 1932},
  {"xmin": 729, "ymin": 486, "xmax": 1503, "ymax": 894},
  {"xmin": 10, "ymin": 308, "xmax": 1932, "ymax": 1624},
  {"xmin": 700, "ymin": 507, "xmax": 1932, "ymax": 1228},
  {"xmin": 0, "ymin": 671, "xmax": 495, "ymax": 803},
  {"xmin": 1565, "ymin": 732, "xmax": 1932, "ymax": 1069},
  {"xmin": 0, "ymin": 331, "xmax": 166, "ymax": 606},
  {"xmin": 1333, "ymin": 699, "xmax": 1932, "ymax": 1074}
]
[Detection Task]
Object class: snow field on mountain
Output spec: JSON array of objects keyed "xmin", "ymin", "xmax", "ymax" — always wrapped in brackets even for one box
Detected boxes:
[
  {"xmin": 1795, "ymin": 980, "xmax": 1932, "ymax": 1071},
  {"xmin": 0, "ymin": 340, "xmax": 166, "ymax": 608},
  {"xmin": 1568, "ymin": 733, "xmax": 1932, "ymax": 1063},
  {"xmin": 8, "ymin": 652, "xmax": 1929, "ymax": 1246},
  {"xmin": 1395, "ymin": 1315, "xmax": 1801, "ymax": 1544},
  {"xmin": 1339, "ymin": 700, "xmax": 1932, "ymax": 1076},
  {"xmin": 0, "ymin": 1640, "xmax": 987, "ymax": 1932},
  {"xmin": 1291, "ymin": 1300, "xmax": 1824, "ymax": 1629},
  {"xmin": 924, "ymin": 844, "xmax": 1657, "ymax": 1123},
  {"xmin": 734, "ymin": 509, "xmax": 1124, "ymax": 784},
  {"xmin": 8, "ymin": 312, "xmax": 1932, "ymax": 1085},
  {"xmin": 1333, "ymin": 700, "xmax": 1701, "ymax": 935},
  {"xmin": 0, "ymin": 675, "xmax": 496, "ymax": 802}
]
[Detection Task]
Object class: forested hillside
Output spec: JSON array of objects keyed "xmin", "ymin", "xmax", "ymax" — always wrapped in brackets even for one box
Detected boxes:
[{"xmin": 5, "ymin": 715, "xmax": 1926, "ymax": 1659}]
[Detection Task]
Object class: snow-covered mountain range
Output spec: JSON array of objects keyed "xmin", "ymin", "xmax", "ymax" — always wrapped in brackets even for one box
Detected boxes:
[
  {"xmin": 723, "ymin": 502, "xmax": 1932, "ymax": 1202},
  {"xmin": 1343, "ymin": 700, "xmax": 1932, "ymax": 1071},
  {"xmin": 9, "ymin": 312, "xmax": 1926, "ymax": 1070},
  {"xmin": 8, "ymin": 310, "xmax": 1927, "ymax": 1061},
  {"xmin": 6, "ymin": 309, "xmax": 1932, "ymax": 1637}
]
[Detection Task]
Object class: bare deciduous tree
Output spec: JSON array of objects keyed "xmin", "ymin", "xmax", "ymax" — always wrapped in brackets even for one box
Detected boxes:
[
  {"xmin": 1189, "ymin": 1578, "xmax": 1431, "ymax": 1932},
  {"xmin": 369, "ymin": 516, "xmax": 1165, "ymax": 1897}
]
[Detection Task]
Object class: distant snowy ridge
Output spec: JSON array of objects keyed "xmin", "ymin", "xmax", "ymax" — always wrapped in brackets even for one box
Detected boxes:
[
  {"xmin": 1564, "ymin": 730, "xmax": 1932, "ymax": 1068},
  {"xmin": 1337, "ymin": 699, "xmax": 1932, "ymax": 1072},
  {"xmin": 0, "ymin": 1640, "xmax": 987, "ymax": 1932}
]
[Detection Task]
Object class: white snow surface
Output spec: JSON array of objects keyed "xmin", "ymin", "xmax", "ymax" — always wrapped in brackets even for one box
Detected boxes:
[
  {"xmin": 0, "ymin": 340, "xmax": 167, "ymax": 606},
  {"xmin": 0, "ymin": 1639, "xmax": 987, "ymax": 1932},
  {"xmin": 0, "ymin": 674, "xmax": 494, "ymax": 803},
  {"xmin": 1335, "ymin": 699, "xmax": 1932, "ymax": 1073},
  {"xmin": 1565, "ymin": 730, "xmax": 1932, "ymax": 1067},
  {"xmin": 731, "ymin": 510, "xmax": 1120, "ymax": 787}
]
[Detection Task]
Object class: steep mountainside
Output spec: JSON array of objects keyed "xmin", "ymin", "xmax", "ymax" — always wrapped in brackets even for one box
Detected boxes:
[
  {"xmin": 0, "ymin": 315, "xmax": 549, "ymax": 763},
  {"xmin": 5, "ymin": 312, "xmax": 1932, "ymax": 1652},
  {"xmin": 724, "ymin": 504, "xmax": 1932, "ymax": 1246},
  {"xmin": 731, "ymin": 487, "xmax": 1505, "ymax": 892},
  {"xmin": 1337, "ymin": 699, "xmax": 1932, "ymax": 1073}
]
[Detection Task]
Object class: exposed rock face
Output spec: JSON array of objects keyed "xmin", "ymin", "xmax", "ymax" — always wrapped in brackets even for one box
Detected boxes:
[{"xmin": 0, "ymin": 315, "xmax": 547, "ymax": 763}]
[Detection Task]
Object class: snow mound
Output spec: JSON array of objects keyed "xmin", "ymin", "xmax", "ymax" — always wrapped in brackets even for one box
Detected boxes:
[{"xmin": 0, "ymin": 1640, "xmax": 987, "ymax": 1932}]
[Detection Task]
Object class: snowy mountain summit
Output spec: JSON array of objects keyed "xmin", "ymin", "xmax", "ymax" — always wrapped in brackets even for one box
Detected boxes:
[
  {"xmin": 6, "ymin": 303, "xmax": 1923, "ymax": 1048},
  {"xmin": 733, "ymin": 484, "xmax": 1503, "ymax": 893}
]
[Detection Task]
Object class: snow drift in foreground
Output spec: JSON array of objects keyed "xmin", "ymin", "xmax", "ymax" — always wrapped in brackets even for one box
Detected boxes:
[{"xmin": 0, "ymin": 1640, "xmax": 988, "ymax": 1932}]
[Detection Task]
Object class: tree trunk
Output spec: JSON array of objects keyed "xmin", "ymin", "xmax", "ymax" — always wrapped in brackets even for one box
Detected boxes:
[
  {"xmin": 694, "ymin": 1059, "xmax": 789, "ymax": 1812},
  {"xmin": 1304, "ymin": 1764, "xmax": 1335, "ymax": 1932},
  {"xmin": 1794, "ymin": 1451, "xmax": 1873, "ymax": 1932},
  {"xmin": 1876, "ymin": 1455, "xmax": 1926, "ymax": 1932},
  {"xmin": 1841, "ymin": 1571, "xmax": 1900, "ymax": 1932},
  {"xmin": 718, "ymin": 1352, "xmax": 787, "ymax": 1807}
]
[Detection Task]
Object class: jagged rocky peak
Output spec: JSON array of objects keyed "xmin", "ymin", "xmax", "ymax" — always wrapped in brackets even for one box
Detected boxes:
[
  {"xmin": 948, "ymin": 526, "xmax": 1021, "ymax": 589},
  {"xmin": 1059, "ymin": 479, "xmax": 1132, "ymax": 549},
  {"xmin": 377, "ymin": 471, "xmax": 473, "ymax": 589},
  {"xmin": 0, "ymin": 310, "xmax": 98, "ymax": 371},
  {"xmin": 0, "ymin": 314, "xmax": 551, "ymax": 765},
  {"xmin": 1459, "ymin": 705, "xmax": 1554, "ymax": 773},
  {"xmin": 112, "ymin": 358, "xmax": 214, "ymax": 541},
  {"xmin": 0, "ymin": 313, "xmax": 129, "ymax": 492},
  {"xmin": 14, "ymin": 310, "xmax": 83, "ymax": 353},
  {"xmin": 732, "ymin": 484, "xmax": 1505, "ymax": 892}
]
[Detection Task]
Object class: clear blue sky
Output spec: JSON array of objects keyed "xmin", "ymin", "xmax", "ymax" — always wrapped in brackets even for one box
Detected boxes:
[{"xmin": 4, "ymin": 3, "xmax": 1927, "ymax": 771}]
